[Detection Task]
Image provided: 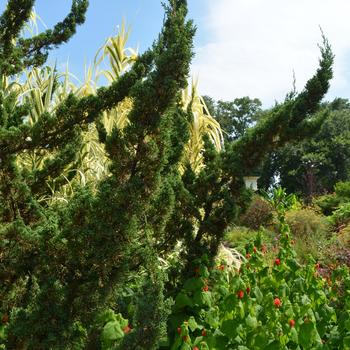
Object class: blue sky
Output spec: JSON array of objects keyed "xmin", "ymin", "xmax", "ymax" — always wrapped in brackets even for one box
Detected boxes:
[
  {"xmin": 1, "ymin": 0, "xmax": 350, "ymax": 107},
  {"xmin": 0, "ymin": 0, "xmax": 210, "ymax": 82}
]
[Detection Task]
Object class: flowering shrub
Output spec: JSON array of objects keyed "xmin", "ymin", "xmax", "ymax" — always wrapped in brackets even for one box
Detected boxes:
[{"xmin": 164, "ymin": 190, "xmax": 350, "ymax": 349}]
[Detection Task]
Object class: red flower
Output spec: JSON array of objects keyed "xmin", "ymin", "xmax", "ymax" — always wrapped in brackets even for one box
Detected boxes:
[
  {"xmin": 246, "ymin": 287, "xmax": 251, "ymax": 294},
  {"xmin": 193, "ymin": 347, "xmax": 199, "ymax": 350},
  {"xmin": 237, "ymin": 290, "xmax": 244, "ymax": 299},
  {"xmin": 218, "ymin": 264, "xmax": 225, "ymax": 271},
  {"xmin": 275, "ymin": 258, "xmax": 281, "ymax": 266},
  {"xmin": 274, "ymin": 298, "xmax": 281, "ymax": 308},
  {"xmin": 123, "ymin": 325, "xmax": 132, "ymax": 334},
  {"xmin": 315, "ymin": 263, "xmax": 320, "ymax": 269},
  {"xmin": 253, "ymin": 247, "xmax": 257, "ymax": 253},
  {"xmin": 289, "ymin": 319, "xmax": 295, "ymax": 328},
  {"xmin": 177, "ymin": 327, "xmax": 182, "ymax": 334},
  {"xmin": 202, "ymin": 329, "xmax": 207, "ymax": 336},
  {"xmin": 202, "ymin": 285, "xmax": 209, "ymax": 292}
]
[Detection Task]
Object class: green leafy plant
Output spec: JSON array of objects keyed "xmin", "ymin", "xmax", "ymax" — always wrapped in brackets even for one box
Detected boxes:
[
  {"xmin": 166, "ymin": 189, "xmax": 350, "ymax": 349},
  {"xmin": 98, "ymin": 310, "xmax": 131, "ymax": 350}
]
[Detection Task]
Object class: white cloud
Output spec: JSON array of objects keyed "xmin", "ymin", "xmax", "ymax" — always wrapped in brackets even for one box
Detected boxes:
[{"xmin": 191, "ymin": 0, "xmax": 350, "ymax": 107}]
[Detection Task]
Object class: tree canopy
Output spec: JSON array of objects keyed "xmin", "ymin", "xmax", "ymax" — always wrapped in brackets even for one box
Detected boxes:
[
  {"xmin": 259, "ymin": 98, "xmax": 350, "ymax": 198},
  {"xmin": 203, "ymin": 95, "xmax": 263, "ymax": 142}
]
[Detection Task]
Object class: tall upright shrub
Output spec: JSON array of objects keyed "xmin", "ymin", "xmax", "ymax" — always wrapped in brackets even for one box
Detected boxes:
[{"xmin": 0, "ymin": 1, "xmax": 195, "ymax": 348}]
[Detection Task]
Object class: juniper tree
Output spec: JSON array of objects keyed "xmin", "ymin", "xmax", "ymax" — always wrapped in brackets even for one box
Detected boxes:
[
  {"xmin": 1, "ymin": 0, "xmax": 195, "ymax": 348},
  {"xmin": 0, "ymin": 1, "xmax": 334, "ymax": 349},
  {"xmin": 160, "ymin": 38, "xmax": 334, "ymax": 289},
  {"xmin": 258, "ymin": 99, "xmax": 350, "ymax": 197}
]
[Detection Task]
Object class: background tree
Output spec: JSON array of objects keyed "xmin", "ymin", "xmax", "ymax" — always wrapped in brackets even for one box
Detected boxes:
[
  {"xmin": 259, "ymin": 98, "xmax": 350, "ymax": 199},
  {"xmin": 202, "ymin": 95, "xmax": 262, "ymax": 141}
]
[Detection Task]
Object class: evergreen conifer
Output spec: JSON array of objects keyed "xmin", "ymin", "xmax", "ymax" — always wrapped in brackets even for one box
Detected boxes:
[{"xmin": 0, "ymin": 1, "xmax": 333, "ymax": 348}]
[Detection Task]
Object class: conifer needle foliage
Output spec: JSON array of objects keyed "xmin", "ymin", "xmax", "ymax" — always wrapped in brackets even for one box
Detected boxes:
[{"xmin": 0, "ymin": 1, "xmax": 333, "ymax": 349}]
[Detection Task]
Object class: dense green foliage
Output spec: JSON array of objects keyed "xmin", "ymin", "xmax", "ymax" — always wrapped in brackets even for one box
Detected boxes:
[
  {"xmin": 0, "ymin": 1, "xmax": 336, "ymax": 349},
  {"xmin": 1, "ymin": 1, "xmax": 195, "ymax": 348},
  {"xmin": 315, "ymin": 181, "xmax": 350, "ymax": 216},
  {"xmin": 165, "ymin": 189, "xmax": 350, "ymax": 349},
  {"xmin": 259, "ymin": 99, "xmax": 350, "ymax": 198}
]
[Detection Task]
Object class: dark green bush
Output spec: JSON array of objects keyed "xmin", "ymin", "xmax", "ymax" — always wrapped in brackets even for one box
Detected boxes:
[{"xmin": 239, "ymin": 195, "xmax": 273, "ymax": 230}]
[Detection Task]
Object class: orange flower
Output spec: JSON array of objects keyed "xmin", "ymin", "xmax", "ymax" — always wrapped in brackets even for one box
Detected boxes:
[
  {"xmin": 123, "ymin": 325, "xmax": 132, "ymax": 334},
  {"xmin": 217, "ymin": 264, "xmax": 225, "ymax": 271}
]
